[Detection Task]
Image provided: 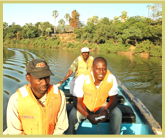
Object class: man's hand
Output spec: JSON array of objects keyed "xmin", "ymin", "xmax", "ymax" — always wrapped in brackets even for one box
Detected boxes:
[
  {"xmin": 56, "ymin": 81, "xmax": 63, "ymax": 87},
  {"xmin": 87, "ymin": 114, "xmax": 100, "ymax": 124},
  {"xmin": 98, "ymin": 109, "xmax": 108, "ymax": 122}
]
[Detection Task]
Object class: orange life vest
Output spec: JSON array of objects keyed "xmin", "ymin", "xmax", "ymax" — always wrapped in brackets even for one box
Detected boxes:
[
  {"xmin": 76, "ymin": 55, "xmax": 94, "ymax": 77},
  {"xmin": 83, "ymin": 70, "xmax": 113, "ymax": 112},
  {"xmin": 18, "ymin": 84, "xmax": 61, "ymax": 135}
]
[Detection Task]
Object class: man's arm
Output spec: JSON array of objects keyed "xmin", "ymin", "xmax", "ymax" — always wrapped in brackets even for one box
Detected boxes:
[
  {"xmin": 6, "ymin": 92, "xmax": 25, "ymax": 135},
  {"xmin": 99, "ymin": 94, "xmax": 118, "ymax": 122},
  {"xmin": 57, "ymin": 58, "xmax": 78, "ymax": 85},
  {"xmin": 73, "ymin": 97, "xmax": 88, "ymax": 118},
  {"xmin": 59, "ymin": 70, "xmax": 73, "ymax": 84},
  {"xmin": 73, "ymin": 96, "xmax": 99, "ymax": 124},
  {"xmin": 106, "ymin": 74, "xmax": 118, "ymax": 112},
  {"xmin": 106, "ymin": 94, "xmax": 118, "ymax": 112},
  {"xmin": 53, "ymin": 90, "xmax": 69, "ymax": 135}
]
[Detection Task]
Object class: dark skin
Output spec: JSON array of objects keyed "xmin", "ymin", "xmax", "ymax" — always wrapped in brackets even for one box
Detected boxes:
[
  {"xmin": 26, "ymin": 73, "xmax": 50, "ymax": 99},
  {"xmin": 74, "ymin": 57, "xmax": 118, "ymax": 124},
  {"xmin": 57, "ymin": 52, "xmax": 90, "ymax": 85}
]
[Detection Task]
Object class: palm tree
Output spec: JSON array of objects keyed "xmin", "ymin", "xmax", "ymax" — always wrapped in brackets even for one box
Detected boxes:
[
  {"xmin": 46, "ymin": 28, "xmax": 52, "ymax": 37},
  {"xmin": 38, "ymin": 22, "xmax": 44, "ymax": 37},
  {"xmin": 58, "ymin": 19, "xmax": 65, "ymax": 33},
  {"xmin": 147, "ymin": 5, "xmax": 151, "ymax": 17},
  {"xmin": 52, "ymin": 10, "xmax": 59, "ymax": 36},
  {"xmin": 147, "ymin": 5, "xmax": 151, "ymax": 18},
  {"xmin": 64, "ymin": 13, "xmax": 70, "ymax": 25}
]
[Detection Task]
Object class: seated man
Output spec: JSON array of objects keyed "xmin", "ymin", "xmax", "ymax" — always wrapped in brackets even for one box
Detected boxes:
[
  {"xmin": 66, "ymin": 57, "xmax": 122, "ymax": 134},
  {"xmin": 57, "ymin": 47, "xmax": 94, "ymax": 95},
  {"xmin": 5, "ymin": 59, "xmax": 68, "ymax": 135}
]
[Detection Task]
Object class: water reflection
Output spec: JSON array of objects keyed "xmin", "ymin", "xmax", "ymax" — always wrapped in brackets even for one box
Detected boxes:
[{"xmin": 3, "ymin": 46, "xmax": 162, "ymax": 130}]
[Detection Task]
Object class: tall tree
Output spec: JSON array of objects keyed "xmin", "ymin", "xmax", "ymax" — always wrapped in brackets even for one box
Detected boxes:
[
  {"xmin": 119, "ymin": 11, "xmax": 128, "ymax": 22},
  {"xmin": 151, "ymin": 5, "xmax": 157, "ymax": 20},
  {"xmin": 38, "ymin": 22, "xmax": 44, "ymax": 37},
  {"xmin": 64, "ymin": 13, "xmax": 70, "ymax": 25},
  {"xmin": 147, "ymin": 5, "xmax": 151, "ymax": 18},
  {"xmin": 69, "ymin": 10, "xmax": 80, "ymax": 29},
  {"xmin": 58, "ymin": 19, "xmax": 65, "ymax": 33},
  {"xmin": 52, "ymin": 10, "xmax": 59, "ymax": 36}
]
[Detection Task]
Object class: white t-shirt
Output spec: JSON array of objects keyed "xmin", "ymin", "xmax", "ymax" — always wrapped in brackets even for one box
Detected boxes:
[{"xmin": 73, "ymin": 71, "xmax": 118, "ymax": 97}]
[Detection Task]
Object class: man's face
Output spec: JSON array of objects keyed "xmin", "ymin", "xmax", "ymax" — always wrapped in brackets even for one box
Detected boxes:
[
  {"xmin": 93, "ymin": 61, "xmax": 107, "ymax": 82},
  {"xmin": 82, "ymin": 52, "xmax": 89, "ymax": 61},
  {"xmin": 26, "ymin": 73, "xmax": 50, "ymax": 98}
]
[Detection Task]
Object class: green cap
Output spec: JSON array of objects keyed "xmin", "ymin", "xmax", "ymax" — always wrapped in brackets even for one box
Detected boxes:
[{"xmin": 26, "ymin": 59, "xmax": 54, "ymax": 78}]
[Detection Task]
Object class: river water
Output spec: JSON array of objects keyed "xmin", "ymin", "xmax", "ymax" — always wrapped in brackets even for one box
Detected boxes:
[{"xmin": 3, "ymin": 46, "xmax": 162, "ymax": 131}]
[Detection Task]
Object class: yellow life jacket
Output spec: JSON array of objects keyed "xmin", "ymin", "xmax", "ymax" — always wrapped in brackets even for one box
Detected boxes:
[
  {"xmin": 76, "ymin": 55, "xmax": 94, "ymax": 77},
  {"xmin": 83, "ymin": 70, "xmax": 113, "ymax": 112},
  {"xmin": 18, "ymin": 84, "xmax": 61, "ymax": 135}
]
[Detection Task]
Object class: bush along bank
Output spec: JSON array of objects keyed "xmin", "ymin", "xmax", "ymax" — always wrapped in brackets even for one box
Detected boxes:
[{"xmin": 3, "ymin": 35, "xmax": 162, "ymax": 58}]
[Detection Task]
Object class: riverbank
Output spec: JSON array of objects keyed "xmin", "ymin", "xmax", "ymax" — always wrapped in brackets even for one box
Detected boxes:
[{"xmin": 3, "ymin": 33, "xmax": 161, "ymax": 59}]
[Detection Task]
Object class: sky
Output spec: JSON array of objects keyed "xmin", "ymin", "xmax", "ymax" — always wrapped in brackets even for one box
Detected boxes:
[{"xmin": 3, "ymin": 3, "xmax": 157, "ymax": 27}]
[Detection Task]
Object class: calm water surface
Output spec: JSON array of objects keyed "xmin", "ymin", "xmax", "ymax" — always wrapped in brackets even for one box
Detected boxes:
[{"xmin": 3, "ymin": 46, "xmax": 162, "ymax": 131}]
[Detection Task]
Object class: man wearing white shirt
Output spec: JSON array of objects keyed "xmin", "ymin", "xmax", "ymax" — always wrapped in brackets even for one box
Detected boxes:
[{"xmin": 66, "ymin": 57, "xmax": 122, "ymax": 134}]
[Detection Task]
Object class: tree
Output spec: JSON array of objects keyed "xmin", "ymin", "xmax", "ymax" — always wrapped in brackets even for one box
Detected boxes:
[
  {"xmin": 122, "ymin": 26, "xmax": 142, "ymax": 45},
  {"xmin": 58, "ymin": 19, "xmax": 65, "ymax": 33},
  {"xmin": 46, "ymin": 28, "xmax": 52, "ymax": 37},
  {"xmin": 87, "ymin": 16, "xmax": 99, "ymax": 24},
  {"xmin": 155, "ymin": 3, "xmax": 162, "ymax": 17},
  {"xmin": 16, "ymin": 31, "xmax": 22, "ymax": 40},
  {"xmin": 113, "ymin": 16, "xmax": 119, "ymax": 23},
  {"xmin": 3, "ymin": 22, "xmax": 8, "ymax": 30},
  {"xmin": 24, "ymin": 23, "xmax": 33, "ymax": 29},
  {"xmin": 58, "ymin": 19, "xmax": 65, "ymax": 26},
  {"xmin": 69, "ymin": 10, "xmax": 80, "ymax": 29},
  {"xmin": 64, "ymin": 13, "xmax": 70, "ymax": 25},
  {"xmin": 119, "ymin": 11, "xmax": 128, "ymax": 22},
  {"xmin": 151, "ymin": 6, "xmax": 157, "ymax": 20},
  {"xmin": 38, "ymin": 22, "xmax": 44, "ymax": 37},
  {"xmin": 147, "ymin": 5, "xmax": 151, "ymax": 18},
  {"xmin": 150, "ymin": 4, "xmax": 162, "ymax": 21},
  {"xmin": 52, "ymin": 10, "xmax": 59, "ymax": 36}
]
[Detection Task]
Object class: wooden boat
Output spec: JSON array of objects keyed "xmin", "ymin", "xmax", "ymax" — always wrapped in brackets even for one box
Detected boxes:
[{"xmin": 59, "ymin": 77, "xmax": 162, "ymax": 135}]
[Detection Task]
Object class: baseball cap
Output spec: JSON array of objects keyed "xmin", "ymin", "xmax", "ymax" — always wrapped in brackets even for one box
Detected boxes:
[
  {"xmin": 26, "ymin": 59, "xmax": 54, "ymax": 78},
  {"xmin": 81, "ymin": 47, "xmax": 89, "ymax": 53}
]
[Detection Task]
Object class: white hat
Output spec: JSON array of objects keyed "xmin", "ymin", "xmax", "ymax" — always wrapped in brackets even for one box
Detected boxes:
[{"xmin": 81, "ymin": 47, "xmax": 89, "ymax": 53}]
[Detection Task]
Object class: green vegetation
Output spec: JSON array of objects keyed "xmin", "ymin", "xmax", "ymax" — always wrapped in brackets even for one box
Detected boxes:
[{"xmin": 3, "ymin": 4, "xmax": 162, "ymax": 57}]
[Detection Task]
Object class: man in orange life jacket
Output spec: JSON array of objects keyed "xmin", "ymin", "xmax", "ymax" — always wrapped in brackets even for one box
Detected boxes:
[
  {"xmin": 57, "ymin": 47, "xmax": 94, "ymax": 95},
  {"xmin": 6, "ymin": 59, "xmax": 68, "ymax": 135},
  {"xmin": 66, "ymin": 57, "xmax": 122, "ymax": 134}
]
